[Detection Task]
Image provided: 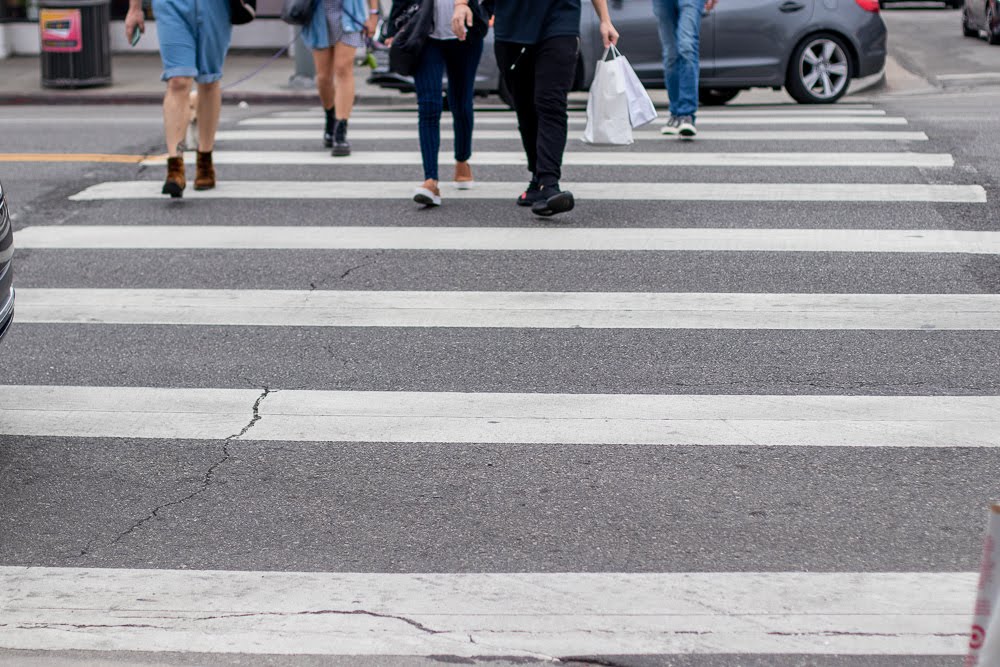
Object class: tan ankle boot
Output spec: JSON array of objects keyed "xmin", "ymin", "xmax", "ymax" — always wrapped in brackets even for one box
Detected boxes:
[
  {"xmin": 162, "ymin": 156, "xmax": 186, "ymax": 198},
  {"xmin": 194, "ymin": 151, "xmax": 215, "ymax": 191}
]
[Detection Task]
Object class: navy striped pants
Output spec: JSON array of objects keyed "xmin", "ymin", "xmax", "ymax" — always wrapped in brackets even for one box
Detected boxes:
[{"xmin": 412, "ymin": 36, "xmax": 484, "ymax": 181}]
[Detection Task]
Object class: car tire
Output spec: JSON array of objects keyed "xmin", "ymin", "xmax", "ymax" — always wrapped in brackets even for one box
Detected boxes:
[
  {"xmin": 987, "ymin": 2, "xmax": 1000, "ymax": 43},
  {"xmin": 785, "ymin": 33, "xmax": 853, "ymax": 104},
  {"xmin": 964, "ymin": 6, "xmax": 980, "ymax": 35},
  {"xmin": 948, "ymin": 0, "xmax": 964, "ymax": 7},
  {"xmin": 698, "ymin": 88, "xmax": 741, "ymax": 106}
]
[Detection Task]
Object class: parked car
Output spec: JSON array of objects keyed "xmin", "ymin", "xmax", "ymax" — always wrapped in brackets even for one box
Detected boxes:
[
  {"xmin": 0, "ymin": 181, "xmax": 13, "ymax": 342},
  {"xmin": 962, "ymin": 0, "xmax": 1000, "ymax": 42},
  {"xmin": 370, "ymin": 0, "xmax": 887, "ymax": 105}
]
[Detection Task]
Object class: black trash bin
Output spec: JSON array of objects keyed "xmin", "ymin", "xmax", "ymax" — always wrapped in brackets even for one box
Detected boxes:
[{"xmin": 39, "ymin": 0, "xmax": 112, "ymax": 88}]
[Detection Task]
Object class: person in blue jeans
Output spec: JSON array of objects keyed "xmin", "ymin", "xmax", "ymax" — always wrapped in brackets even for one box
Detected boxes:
[
  {"xmin": 386, "ymin": 0, "xmax": 486, "ymax": 206},
  {"xmin": 654, "ymin": 0, "xmax": 717, "ymax": 139}
]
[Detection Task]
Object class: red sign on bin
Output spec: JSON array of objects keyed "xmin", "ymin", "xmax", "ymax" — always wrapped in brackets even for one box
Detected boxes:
[{"xmin": 40, "ymin": 8, "xmax": 83, "ymax": 53}]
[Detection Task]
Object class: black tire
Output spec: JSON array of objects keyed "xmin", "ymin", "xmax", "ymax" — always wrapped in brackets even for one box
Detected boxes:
[
  {"xmin": 964, "ymin": 6, "xmax": 980, "ymax": 35},
  {"xmin": 988, "ymin": 2, "xmax": 1000, "ymax": 43},
  {"xmin": 698, "ymin": 88, "xmax": 741, "ymax": 106},
  {"xmin": 785, "ymin": 33, "xmax": 853, "ymax": 104},
  {"xmin": 949, "ymin": 0, "xmax": 964, "ymax": 7},
  {"xmin": 498, "ymin": 75, "xmax": 516, "ymax": 109}
]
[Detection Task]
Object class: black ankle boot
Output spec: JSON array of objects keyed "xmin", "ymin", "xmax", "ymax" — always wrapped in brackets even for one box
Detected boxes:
[
  {"xmin": 323, "ymin": 108, "xmax": 335, "ymax": 149},
  {"xmin": 332, "ymin": 119, "xmax": 351, "ymax": 157}
]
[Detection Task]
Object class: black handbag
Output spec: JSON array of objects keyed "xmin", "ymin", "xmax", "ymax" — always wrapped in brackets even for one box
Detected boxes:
[
  {"xmin": 388, "ymin": 0, "xmax": 433, "ymax": 76},
  {"xmin": 231, "ymin": 0, "xmax": 256, "ymax": 25},
  {"xmin": 281, "ymin": 0, "xmax": 315, "ymax": 26}
]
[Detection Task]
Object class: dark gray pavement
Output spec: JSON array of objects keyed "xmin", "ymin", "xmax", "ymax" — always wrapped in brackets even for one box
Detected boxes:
[{"xmin": 2, "ymin": 10, "xmax": 1000, "ymax": 664}]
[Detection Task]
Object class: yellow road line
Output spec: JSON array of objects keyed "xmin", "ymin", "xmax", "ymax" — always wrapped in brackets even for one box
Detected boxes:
[{"xmin": 0, "ymin": 153, "xmax": 162, "ymax": 164}]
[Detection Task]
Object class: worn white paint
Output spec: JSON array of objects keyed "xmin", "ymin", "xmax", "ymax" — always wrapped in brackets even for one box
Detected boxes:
[
  {"xmin": 215, "ymin": 129, "xmax": 929, "ymax": 141},
  {"xmin": 68, "ymin": 181, "xmax": 982, "ymax": 202},
  {"xmin": 1, "ymin": 385, "xmax": 999, "ymax": 446},
  {"xmin": 240, "ymin": 115, "xmax": 907, "ymax": 126},
  {"xmin": 140, "ymin": 151, "xmax": 954, "ymax": 168},
  {"xmin": 16, "ymin": 225, "xmax": 1000, "ymax": 253},
  {"xmin": 0, "ymin": 567, "xmax": 974, "ymax": 656},
  {"xmin": 15, "ymin": 288, "xmax": 1000, "ymax": 330}
]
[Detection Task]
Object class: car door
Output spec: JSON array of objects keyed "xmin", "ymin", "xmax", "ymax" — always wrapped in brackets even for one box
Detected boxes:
[
  {"xmin": 604, "ymin": 0, "xmax": 714, "ymax": 87},
  {"xmin": 711, "ymin": 0, "xmax": 815, "ymax": 85}
]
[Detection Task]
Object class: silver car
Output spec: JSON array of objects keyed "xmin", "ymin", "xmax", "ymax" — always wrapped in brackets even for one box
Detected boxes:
[{"xmin": 371, "ymin": 0, "xmax": 887, "ymax": 105}]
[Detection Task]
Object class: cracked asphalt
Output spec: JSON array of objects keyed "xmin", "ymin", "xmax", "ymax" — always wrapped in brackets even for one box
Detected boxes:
[{"xmin": 3, "ymin": 8, "xmax": 1000, "ymax": 664}]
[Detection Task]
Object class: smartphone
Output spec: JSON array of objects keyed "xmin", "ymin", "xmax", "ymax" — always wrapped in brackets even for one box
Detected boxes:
[{"xmin": 130, "ymin": 26, "xmax": 141, "ymax": 47}]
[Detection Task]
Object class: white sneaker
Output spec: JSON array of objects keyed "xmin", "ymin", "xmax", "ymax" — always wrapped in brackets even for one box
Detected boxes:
[
  {"xmin": 677, "ymin": 116, "xmax": 697, "ymax": 138},
  {"xmin": 413, "ymin": 186, "xmax": 441, "ymax": 207},
  {"xmin": 660, "ymin": 115, "xmax": 680, "ymax": 136}
]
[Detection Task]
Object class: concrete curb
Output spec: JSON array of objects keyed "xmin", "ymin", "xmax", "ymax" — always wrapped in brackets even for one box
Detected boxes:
[{"xmin": 0, "ymin": 91, "xmax": 415, "ymax": 106}]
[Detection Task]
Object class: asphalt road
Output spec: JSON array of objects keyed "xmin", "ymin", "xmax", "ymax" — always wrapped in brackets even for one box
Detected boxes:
[{"xmin": 3, "ymin": 9, "xmax": 1000, "ymax": 665}]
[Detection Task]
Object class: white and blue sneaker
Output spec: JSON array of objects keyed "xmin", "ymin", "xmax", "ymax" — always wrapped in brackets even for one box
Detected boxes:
[
  {"xmin": 660, "ymin": 115, "xmax": 681, "ymax": 136},
  {"xmin": 678, "ymin": 115, "xmax": 697, "ymax": 138}
]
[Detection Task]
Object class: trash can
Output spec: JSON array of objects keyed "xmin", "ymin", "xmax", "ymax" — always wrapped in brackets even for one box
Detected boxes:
[{"xmin": 39, "ymin": 0, "xmax": 111, "ymax": 88}]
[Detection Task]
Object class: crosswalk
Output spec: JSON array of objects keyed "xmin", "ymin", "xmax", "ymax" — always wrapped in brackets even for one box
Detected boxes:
[{"xmin": 1, "ymin": 103, "xmax": 987, "ymax": 662}]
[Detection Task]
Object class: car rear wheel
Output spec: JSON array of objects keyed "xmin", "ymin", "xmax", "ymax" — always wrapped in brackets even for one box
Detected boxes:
[
  {"xmin": 964, "ymin": 6, "xmax": 980, "ymax": 35},
  {"xmin": 987, "ymin": 2, "xmax": 1000, "ymax": 43},
  {"xmin": 785, "ymin": 34, "xmax": 852, "ymax": 104},
  {"xmin": 699, "ymin": 88, "xmax": 741, "ymax": 106}
]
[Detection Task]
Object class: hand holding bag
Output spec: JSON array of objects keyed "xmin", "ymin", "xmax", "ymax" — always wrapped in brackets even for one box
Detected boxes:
[{"xmin": 583, "ymin": 46, "xmax": 633, "ymax": 146}]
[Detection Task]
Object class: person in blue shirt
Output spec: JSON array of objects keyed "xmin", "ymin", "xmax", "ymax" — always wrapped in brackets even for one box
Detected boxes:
[
  {"xmin": 655, "ymin": 0, "xmax": 718, "ymax": 139},
  {"xmin": 302, "ymin": 0, "xmax": 380, "ymax": 156}
]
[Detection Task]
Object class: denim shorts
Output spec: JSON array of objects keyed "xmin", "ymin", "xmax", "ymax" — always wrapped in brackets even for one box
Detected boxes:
[{"xmin": 152, "ymin": 0, "xmax": 232, "ymax": 83}]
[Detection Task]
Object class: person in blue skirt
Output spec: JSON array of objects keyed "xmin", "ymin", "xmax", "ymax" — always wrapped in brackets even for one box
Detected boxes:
[{"xmin": 302, "ymin": 0, "xmax": 380, "ymax": 156}]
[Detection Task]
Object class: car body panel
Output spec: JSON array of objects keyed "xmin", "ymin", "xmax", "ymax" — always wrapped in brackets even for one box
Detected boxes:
[
  {"xmin": 964, "ymin": 0, "xmax": 1000, "ymax": 41},
  {"xmin": 713, "ymin": 0, "xmax": 815, "ymax": 85},
  {"xmin": 0, "ymin": 181, "xmax": 14, "ymax": 343}
]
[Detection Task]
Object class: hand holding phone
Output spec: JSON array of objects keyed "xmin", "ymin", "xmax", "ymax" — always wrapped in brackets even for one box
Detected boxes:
[{"xmin": 130, "ymin": 25, "xmax": 141, "ymax": 46}]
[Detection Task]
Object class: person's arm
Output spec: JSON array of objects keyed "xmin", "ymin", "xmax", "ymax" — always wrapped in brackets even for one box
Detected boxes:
[
  {"xmin": 364, "ymin": 0, "xmax": 380, "ymax": 37},
  {"xmin": 124, "ymin": 0, "xmax": 144, "ymax": 42},
  {"xmin": 590, "ymin": 0, "xmax": 619, "ymax": 48},
  {"xmin": 451, "ymin": 0, "xmax": 473, "ymax": 41}
]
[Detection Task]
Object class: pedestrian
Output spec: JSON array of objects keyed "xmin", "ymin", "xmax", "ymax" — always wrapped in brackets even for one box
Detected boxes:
[
  {"xmin": 125, "ymin": 0, "xmax": 233, "ymax": 197},
  {"xmin": 386, "ymin": 0, "xmax": 487, "ymax": 206},
  {"xmin": 302, "ymin": 0, "xmax": 380, "ymax": 156},
  {"xmin": 654, "ymin": 0, "xmax": 717, "ymax": 139},
  {"xmin": 453, "ymin": 0, "xmax": 618, "ymax": 216}
]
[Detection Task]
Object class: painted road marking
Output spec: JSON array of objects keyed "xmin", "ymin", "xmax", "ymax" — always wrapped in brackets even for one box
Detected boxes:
[
  {"xmin": 17, "ymin": 225, "xmax": 1000, "ymax": 253},
  {"xmin": 272, "ymin": 107, "xmax": 886, "ymax": 118},
  {"xmin": 140, "ymin": 151, "xmax": 955, "ymax": 168},
  {"xmin": 68, "ymin": 181, "xmax": 983, "ymax": 202},
  {"xmin": 0, "ymin": 153, "xmax": 151, "ymax": 164},
  {"xmin": 215, "ymin": 129, "xmax": 930, "ymax": 141},
  {"xmin": 16, "ymin": 288, "xmax": 1000, "ymax": 331},
  {"xmin": 0, "ymin": 567, "xmax": 973, "ymax": 656},
  {"xmin": 1, "ymin": 386, "xmax": 1000, "ymax": 446},
  {"xmin": 240, "ymin": 116, "xmax": 907, "ymax": 127}
]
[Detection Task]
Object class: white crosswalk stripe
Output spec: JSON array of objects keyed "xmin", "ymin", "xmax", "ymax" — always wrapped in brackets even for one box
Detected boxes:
[
  {"xmin": 6, "ymin": 104, "xmax": 987, "ymax": 661},
  {"xmin": 142, "ymin": 150, "xmax": 955, "ymax": 167},
  {"xmin": 0, "ymin": 567, "xmax": 973, "ymax": 656},
  {"xmin": 1, "ymin": 386, "xmax": 998, "ymax": 446},
  {"xmin": 15, "ymin": 288, "xmax": 1000, "ymax": 330},
  {"xmin": 216, "ymin": 128, "xmax": 930, "ymax": 141},
  {"xmin": 69, "ymin": 180, "xmax": 985, "ymax": 202},
  {"xmin": 17, "ymin": 225, "xmax": 1000, "ymax": 252}
]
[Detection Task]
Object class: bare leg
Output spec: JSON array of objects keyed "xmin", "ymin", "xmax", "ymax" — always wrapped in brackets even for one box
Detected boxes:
[
  {"xmin": 163, "ymin": 76, "xmax": 193, "ymax": 157},
  {"xmin": 195, "ymin": 80, "xmax": 222, "ymax": 152},
  {"xmin": 312, "ymin": 48, "xmax": 336, "ymax": 109},
  {"xmin": 332, "ymin": 42, "xmax": 356, "ymax": 119}
]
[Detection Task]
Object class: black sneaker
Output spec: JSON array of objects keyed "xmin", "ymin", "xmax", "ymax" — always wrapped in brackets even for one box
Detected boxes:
[
  {"xmin": 517, "ymin": 179, "xmax": 544, "ymax": 207},
  {"xmin": 531, "ymin": 185, "xmax": 575, "ymax": 217}
]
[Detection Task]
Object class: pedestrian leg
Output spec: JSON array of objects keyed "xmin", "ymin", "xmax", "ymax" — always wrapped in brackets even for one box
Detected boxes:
[
  {"xmin": 495, "ymin": 40, "xmax": 540, "ymax": 205},
  {"xmin": 413, "ymin": 40, "xmax": 446, "ymax": 206},
  {"xmin": 443, "ymin": 36, "xmax": 483, "ymax": 188},
  {"xmin": 529, "ymin": 35, "xmax": 578, "ymax": 216}
]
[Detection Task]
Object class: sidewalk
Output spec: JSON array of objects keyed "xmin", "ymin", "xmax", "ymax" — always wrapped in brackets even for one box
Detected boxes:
[{"xmin": 0, "ymin": 52, "xmax": 412, "ymax": 105}]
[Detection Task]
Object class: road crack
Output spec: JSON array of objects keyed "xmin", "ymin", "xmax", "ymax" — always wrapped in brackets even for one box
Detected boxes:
[{"xmin": 80, "ymin": 386, "xmax": 274, "ymax": 555}]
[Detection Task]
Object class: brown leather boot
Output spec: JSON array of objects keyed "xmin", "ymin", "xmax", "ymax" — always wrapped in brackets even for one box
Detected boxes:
[
  {"xmin": 162, "ymin": 156, "xmax": 186, "ymax": 198},
  {"xmin": 194, "ymin": 151, "xmax": 215, "ymax": 191}
]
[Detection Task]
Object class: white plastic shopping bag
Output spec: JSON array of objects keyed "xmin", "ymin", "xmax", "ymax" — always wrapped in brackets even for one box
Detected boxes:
[
  {"xmin": 583, "ymin": 46, "xmax": 633, "ymax": 145},
  {"xmin": 618, "ymin": 49, "xmax": 658, "ymax": 128}
]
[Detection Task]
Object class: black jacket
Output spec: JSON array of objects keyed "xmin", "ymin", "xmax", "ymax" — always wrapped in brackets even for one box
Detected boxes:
[{"xmin": 383, "ymin": 0, "xmax": 488, "ymax": 41}]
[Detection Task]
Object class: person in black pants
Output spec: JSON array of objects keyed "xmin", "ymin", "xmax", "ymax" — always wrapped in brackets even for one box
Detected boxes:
[{"xmin": 453, "ymin": 0, "xmax": 619, "ymax": 216}]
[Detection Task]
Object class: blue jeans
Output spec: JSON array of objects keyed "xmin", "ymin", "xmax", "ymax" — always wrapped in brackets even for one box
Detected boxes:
[
  {"xmin": 152, "ymin": 0, "xmax": 232, "ymax": 83},
  {"xmin": 412, "ymin": 37, "xmax": 484, "ymax": 181},
  {"xmin": 653, "ymin": 0, "xmax": 705, "ymax": 119}
]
